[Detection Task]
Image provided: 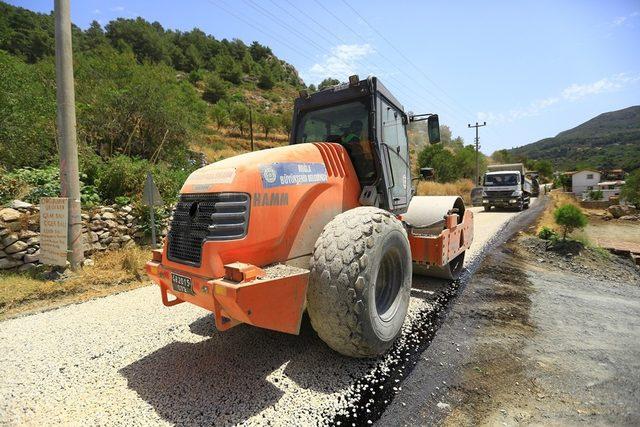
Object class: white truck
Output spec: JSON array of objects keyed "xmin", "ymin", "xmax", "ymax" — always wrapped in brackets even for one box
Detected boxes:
[{"xmin": 482, "ymin": 163, "xmax": 532, "ymax": 211}]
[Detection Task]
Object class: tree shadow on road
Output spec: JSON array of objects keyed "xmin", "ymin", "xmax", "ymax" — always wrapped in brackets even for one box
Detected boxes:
[{"xmin": 120, "ymin": 313, "xmax": 372, "ymax": 425}]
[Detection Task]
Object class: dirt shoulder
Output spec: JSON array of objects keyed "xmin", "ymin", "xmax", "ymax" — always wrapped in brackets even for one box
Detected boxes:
[
  {"xmin": 380, "ymin": 234, "xmax": 640, "ymax": 426},
  {"xmin": 0, "ymin": 247, "xmax": 150, "ymax": 320}
]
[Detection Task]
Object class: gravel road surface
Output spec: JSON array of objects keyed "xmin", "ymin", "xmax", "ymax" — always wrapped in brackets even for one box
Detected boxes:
[{"xmin": 0, "ymin": 200, "xmax": 537, "ymax": 425}]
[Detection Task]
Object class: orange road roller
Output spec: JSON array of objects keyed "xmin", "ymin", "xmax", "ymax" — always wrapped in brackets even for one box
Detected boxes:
[{"xmin": 146, "ymin": 76, "xmax": 473, "ymax": 357}]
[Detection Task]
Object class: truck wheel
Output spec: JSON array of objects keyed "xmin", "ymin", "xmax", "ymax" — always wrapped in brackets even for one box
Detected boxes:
[
  {"xmin": 483, "ymin": 205, "xmax": 491, "ymax": 212},
  {"xmin": 307, "ymin": 207, "xmax": 412, "ymax": 358}
]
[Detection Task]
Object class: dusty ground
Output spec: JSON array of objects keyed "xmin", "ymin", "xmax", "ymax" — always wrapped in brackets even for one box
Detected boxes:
[
  {"xmin": 380, "ymin": 234, "xmax": 640, "ymax": 426},
  {"xmin": 582, "ymin": 217, "xmax": 640, "ymax": 253}
]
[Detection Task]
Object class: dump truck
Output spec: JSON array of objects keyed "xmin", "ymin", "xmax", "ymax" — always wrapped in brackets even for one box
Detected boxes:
[
  {"xmin": 482, "ymin": 163, "xmax": 532, "ymax": 211},
  {"xmin": 146, "ymin": 76, "xmax": 474, "ymax": 357}
]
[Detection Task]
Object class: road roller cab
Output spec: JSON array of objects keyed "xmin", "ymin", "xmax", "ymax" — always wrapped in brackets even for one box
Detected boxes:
[{"xmin": 146, "ymin": 76, "xmax": 474, "ymax": 358}]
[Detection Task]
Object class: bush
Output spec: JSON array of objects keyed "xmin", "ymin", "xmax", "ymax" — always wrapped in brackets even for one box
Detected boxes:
[
  {"xmin": 257, "ymin": 70, "xmax": 274, "ymax": 90},
  {"xmin": 538, "ymin": 226, "xmax": 558, "ymax": 241},
  {"xmin": 621, "ymin": 169, "xmax": 640, "ymax": 207},
  {"xmin": 587, "ymin": 189, "xmax": 603, "ymax": 201},
  {"xmin": 96, "ymin": 155, "xmax": 195, "ymax": 204},
  {"xmin": 553, "ymin": 204, "xmax": 588, "ymax": 241},
  {"xmin": 202, "ymin": 73, "xmax": 228, "ymax": 103},
  {"xmin": 0, "ymin": 51, "xmax": 57, "ymax": 169}
]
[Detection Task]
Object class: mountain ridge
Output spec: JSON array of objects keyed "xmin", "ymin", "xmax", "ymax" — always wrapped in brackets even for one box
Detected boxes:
[{"xmin": 508, "ymin": 106, "xmax": 640, "ymax": 171}]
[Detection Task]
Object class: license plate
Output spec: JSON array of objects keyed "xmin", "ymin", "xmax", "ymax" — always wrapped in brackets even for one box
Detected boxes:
[{"xmin": 171, "ymin": 273, "xmax": 194, "ymax": 295}]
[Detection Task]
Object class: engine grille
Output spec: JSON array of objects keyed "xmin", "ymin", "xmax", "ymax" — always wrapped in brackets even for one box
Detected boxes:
[
  {"xmin": 486, "ymin": 190, "xmax": 514, "ymax": 198},
  {"xmin": 167, "ymin": 193, "xmax": 250, "ymax": 265}
]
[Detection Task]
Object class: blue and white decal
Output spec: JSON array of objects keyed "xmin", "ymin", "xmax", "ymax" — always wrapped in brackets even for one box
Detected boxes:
[{"xmin": 260, "ymin": 162, "xmax": 328, "ymax": 188}]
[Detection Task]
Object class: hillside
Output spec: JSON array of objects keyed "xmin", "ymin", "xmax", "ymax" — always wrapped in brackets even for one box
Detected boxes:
[
  {"xmin": 0, "ymin": 1, "xmax": 303, "ymax": 170},
  {"xmin": 508, "ymin": 106, "xmax": 640, "ymax": 171},
  {"xmin": 0, "ymin": 1, "xmax": 309, "ymax": 206}
]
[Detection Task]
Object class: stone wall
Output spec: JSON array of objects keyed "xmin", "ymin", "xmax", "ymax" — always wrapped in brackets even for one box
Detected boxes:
[{"xmin": 0, "ymin": 200, "xmax": 169, "ymax": 271}]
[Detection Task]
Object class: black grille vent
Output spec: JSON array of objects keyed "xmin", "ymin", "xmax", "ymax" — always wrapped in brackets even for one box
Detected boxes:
[
  {"xmin": 167, "ymin": 193, "xmax": 250, "ymax": 265},
  {"xmin": 486, "ymin": 190, "xmax": 514, "ymax": 198}
]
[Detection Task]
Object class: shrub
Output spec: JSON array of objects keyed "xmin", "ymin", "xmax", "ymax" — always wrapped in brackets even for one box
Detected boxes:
[
  {"xmin": 621, "ymin": 169, "xmax": 640, "ymax": 207},
  {"xmin": 538, "ymin": 226, "xmax": 558, "ymax": 241},
  {"xmin": 210, "ymin": 101, "xmax": 230, "ymax": 129},
  {"xmin": 553, "ymin": 204, "xmax": 588, "ymax": 241},
  {"xmin": 115, "ymin": 196, "xmax": 132, "ymax": 206},
  {"xmin": 96, "ymin": 155, "xmax": 195, "ymax": 204},
  {"xmin": 257, "ymin": 70, "xmax": 274, "ymax": 90},
  {"xmin": 81, "ymin": 185, "xmax": 101, "ymax": 208},
  {"xmin": 587, "ymin": 189, "xmax": 603, "ymax": 201},
  {"xmin": 0, "ymin": 51, "xmax": 57, "ymax": 169},
  {"xmin": 257, "ymin": 114, "xmax": 279, "ymax": 138},
  {"xmin": 202, "ymin": 73, "xmax": 228, "ymax": 103}
]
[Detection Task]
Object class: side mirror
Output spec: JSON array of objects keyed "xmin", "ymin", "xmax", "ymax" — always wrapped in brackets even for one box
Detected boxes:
[
  {"xmin": 427, "ymin": 115, "xmax": 440, "ymax": 144},
  {"xmin": 420, "ymin": 167, "xmax": 435, "ymax": 180}
]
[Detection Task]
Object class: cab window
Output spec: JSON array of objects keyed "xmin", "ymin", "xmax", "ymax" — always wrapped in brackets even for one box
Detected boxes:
[
  {"xmin": 294, "ymin": 100, "xmax": 374, "ymax": 183},
  {"xmin": 380, "ymin": 98, "xmax": 410, "ymax": 207}
]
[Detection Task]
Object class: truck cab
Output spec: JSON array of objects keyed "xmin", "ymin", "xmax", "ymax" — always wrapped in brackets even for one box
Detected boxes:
[{"xmin": 482, "ymin": 167, "xmax": 532, "ymax": 211}]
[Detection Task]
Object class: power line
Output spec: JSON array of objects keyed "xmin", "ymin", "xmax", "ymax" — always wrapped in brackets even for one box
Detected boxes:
[
  {"xmin": 314, "ymin": 0, "xmax": 469, "ymax": 123},
  {"xmin": 210, "ymin": 0, "xmax": 316, "ymax": 63},
  {"xmin": 208, "ymin": 0, "xmax": 467, "ymax": 131},
  {"xmin": 239, "ymin": 0, "xmax": 442, "ymax": 117},
  {"xmin": 339, "ymin": 0, "xmax": 478, "ymax": 121}
]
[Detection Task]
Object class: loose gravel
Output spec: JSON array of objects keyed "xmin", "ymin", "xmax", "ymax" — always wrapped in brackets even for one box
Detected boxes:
[{"xmin": 0, "ymin": 200, "xmax": 539, "ymax": 425}]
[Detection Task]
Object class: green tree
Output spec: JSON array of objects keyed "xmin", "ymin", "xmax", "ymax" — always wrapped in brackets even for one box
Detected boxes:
[
  {"xmin": 105, "ymin": 18, "xmax": 171, "ymax": 64},
  {"xmin": 202, "ymin": 73, "xmax": 228, "ymax": 103},
  {"xmin": 318, "ymin": 77, "xmax": 340, "ymax": 90},
  {"xmin": 455, "ymin": 145, "xmax": 487, "ymax": 182},
  {"xmin": 0, "ymin": 51, "xmax": 56, "ymax": 169},
  {"xmin": 257, "ymin": 69, "xmax": 275, "ymax": 90},
  {"xmin": 280, "ymin": 110, "xmax": 292, "ymax": 137},
  {"xmin": 210, "ymin": 101, "xmax": 230, "ymax": 129},
  {"xmin": 84, "ymin": 20, "xmax": 108, "ymax": 50},
  {"xmin": 621, "ymin": 169, "xmax": 640, "ymax": 207},
  {"xmin": 492, "ymin": 149, "xmax": 512, "ymax": 164},
  {"xmin": 534, "ymin": 159, "xmax": 553, "ymax": 180},
  {"xmin": 229, "ymin": 102, "xmax": 250, "ymax": 136},
  {"xmin": 215, "ymin": 54, "xmax": 242, "ymax": 84},
  {"xmin": 249, "ymin": 41, "xmax": 272, "ymax": 61},
  {"xmin": 417, "ymin": 144, "xmax": 460, "ymax": 182},
  {"xmin": 554, "ymin": 204, "xmax": 587, "ymax": 241},
  {"xmin": 257, "ymin": 114, "xmax": 278, "ymax": 138}
]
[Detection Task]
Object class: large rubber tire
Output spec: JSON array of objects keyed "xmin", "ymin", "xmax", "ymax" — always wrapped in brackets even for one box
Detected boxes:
[
  {"xmin": 483, "ymin": 205, "xmax": 491, "ymax": 212},
  {"xmin": 307, "ymin": 207, "xmax": 412, "ymax": 358}
]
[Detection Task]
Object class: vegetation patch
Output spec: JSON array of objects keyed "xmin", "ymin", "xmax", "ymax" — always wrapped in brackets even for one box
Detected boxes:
[{"xmin": 0, "ymin": 246, "xmax": 150, "ymax": 320}]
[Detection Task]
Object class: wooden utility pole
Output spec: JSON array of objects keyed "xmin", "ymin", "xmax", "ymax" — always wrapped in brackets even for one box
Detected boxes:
[
  {"xmin": 468, "ymin": 121, "xmax": 486, "ymax": 186},
  {"xmin": 249, "ymin": 108, "xmax": 255, "ymax": 151},
  {"xmin": 55, "ymin": 0, "xmax": 83, "ymax": 269}
]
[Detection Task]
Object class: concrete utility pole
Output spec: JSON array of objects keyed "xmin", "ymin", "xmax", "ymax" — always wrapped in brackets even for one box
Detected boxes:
[
  {"xmin": 468, "ymin": 121, "xmax": 487, "ymax": 186},
  {"xmin": 55, "ymin": 0, "xmax": 84, "ymax": 269}
]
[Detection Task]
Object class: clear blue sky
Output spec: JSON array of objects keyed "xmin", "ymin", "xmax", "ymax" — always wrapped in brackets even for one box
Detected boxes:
[{"xmin": 11, "ymin": 0, "xmax": 640, "ymax": 154}]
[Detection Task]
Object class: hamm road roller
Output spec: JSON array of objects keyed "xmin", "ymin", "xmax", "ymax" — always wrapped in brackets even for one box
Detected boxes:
[{"xmin": 146, "ymin": 76, "xmax": 474, "ymax": 357}]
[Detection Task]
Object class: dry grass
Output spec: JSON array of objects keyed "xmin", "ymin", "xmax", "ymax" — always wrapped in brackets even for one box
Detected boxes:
[
  {"xmin": 536, "ymin": 190, "xmax": 581, "ymax": 233},
  {"xmin": 193, "ymin": 127, "xmax": 289, "ymax": 163},
  {"xmin": 0, "ymin": 246, "xmax": 151, "ymax": 320},
  {"xmin": 416, "ymin": 179, "xmax": 475, "ymax": 205}
]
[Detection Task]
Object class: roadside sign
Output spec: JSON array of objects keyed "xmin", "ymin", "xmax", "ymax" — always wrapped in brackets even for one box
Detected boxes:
[
  {"xmin": 40, "ymin": 197, "xmax": 69, "ymax": 266},
  {"xmin": 142, "ymin": 172, "xmax": 163, "ymax": 206},
  {"xmin": 142, "ymin": 172, "xmax": 163, "ymax": 248}
]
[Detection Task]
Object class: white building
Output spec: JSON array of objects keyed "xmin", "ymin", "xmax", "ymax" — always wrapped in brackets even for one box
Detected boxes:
[{"xmin": 571, "ymin": 170, "xmax": 601, "ymax": 195}]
